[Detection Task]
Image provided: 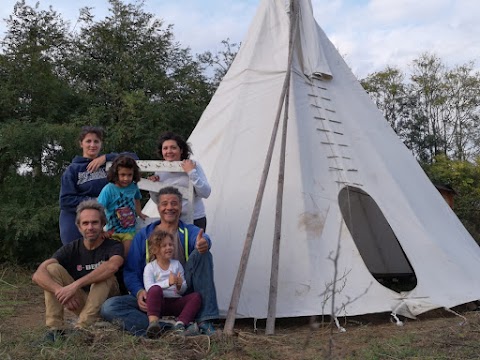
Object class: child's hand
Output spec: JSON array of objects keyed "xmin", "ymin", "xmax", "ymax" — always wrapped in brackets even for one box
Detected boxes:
[
  {"xmin": 176, "ymin": 272, "xmax": 183, "ymax": 285},
  {"xmin": 101, "ymin": 230, "xmax": 113, "ymax": 240},
  {"xmin": 176, "ymin": 272, "xmax": 183, "ymax": 290},
  {"xmin": 169, "ymin": 271, "xmax": 176, "ymax": 287}
]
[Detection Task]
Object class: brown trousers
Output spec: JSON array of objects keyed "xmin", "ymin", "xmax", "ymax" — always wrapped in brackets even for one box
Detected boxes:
[{"xmin": 44, "ymin": 263, "xmax": 119, "ymax": 329}]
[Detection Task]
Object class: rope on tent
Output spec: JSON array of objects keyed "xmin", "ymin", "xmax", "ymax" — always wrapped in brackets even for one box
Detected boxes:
[
  {"xmin": 390, "ymin": 312, "xmax": 404, "ymax": 326},
  {"xmin": 390, "ymin": 301, "xmax": 405, "ymax": 326},
  {"xmin": 223, "ymin": 0, "xmax": 299, "ymax": 336},
  {"xmin": 443, "ymin": 307, "xmax": 467, "ymax": 326},
  {"xmin": 333, "ymin": 316, "xmax": 347, "ymax": 333}
]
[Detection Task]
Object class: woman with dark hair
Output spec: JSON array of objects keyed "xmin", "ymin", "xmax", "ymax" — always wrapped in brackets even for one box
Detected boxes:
[
  {"xmin": 150, "ymin": 132, "xmax": 211, "ymax": 230},
  {"xmin": 59, "ymin": 126, "xmax": 130, "ymax": 245}
]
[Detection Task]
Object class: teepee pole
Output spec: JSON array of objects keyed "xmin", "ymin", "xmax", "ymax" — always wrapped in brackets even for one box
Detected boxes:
[
  {"xmin": 266, "ymin": 0, "xmax": 299, "ymax": 336},
  {"xmin": 224, "ymin": 0, "xmax": 299, "ymax": 336}
]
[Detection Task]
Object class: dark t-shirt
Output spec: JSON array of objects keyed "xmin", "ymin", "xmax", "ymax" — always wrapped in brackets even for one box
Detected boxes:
[{"xmin": 52, "ymin": 238, "xmax": 123, "ymax": 291}]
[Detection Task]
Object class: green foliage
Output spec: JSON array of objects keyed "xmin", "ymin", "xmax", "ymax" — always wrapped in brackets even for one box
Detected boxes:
[
  {"xmin": 69, "ymin": 0, "xmax": 214, "ymax": 155},
  {"xmin": 0, "ymin": 122, "xmax": 78, "ymax": 180},
  {"xmin": 0, "ymin": 0, "xmax": 78, "ymax": 124},
  {"xmin": 0, "ymin": 0, "xmax": 227, "ymax": 263},
  {"xmin": 423, "ymin": 155, "xmax": 480, "ymax": 242},
  {"xmin": 360, "ymin": 66, "xmax": 408, "ymax": 133},
  {"xmin": 0, "ymin": 174, "xmax": 60, "ymax": 264},
  {"xmin": 361, "ymin": 53, "xmax": 480, "ymax": 163}
]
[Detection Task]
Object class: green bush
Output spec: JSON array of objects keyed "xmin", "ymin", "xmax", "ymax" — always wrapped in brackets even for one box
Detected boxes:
[{"xmin": 0, "ymin": 174, "xmax": 60, "ymax": 264}]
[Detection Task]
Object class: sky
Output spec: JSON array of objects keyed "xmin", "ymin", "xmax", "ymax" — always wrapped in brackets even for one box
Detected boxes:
[{"xmin": 1, "ymin": 0, "xmax": 479, "ymax": 78}]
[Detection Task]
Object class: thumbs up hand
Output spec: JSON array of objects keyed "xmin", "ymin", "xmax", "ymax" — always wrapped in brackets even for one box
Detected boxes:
[{"xmin": 195, "ymin": 228, "xmax": 208, "ymax": 254}]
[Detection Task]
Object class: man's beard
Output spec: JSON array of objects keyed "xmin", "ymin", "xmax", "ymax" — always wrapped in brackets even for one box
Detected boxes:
[{"xmin": 84, "ymin": 232, "xmax": 100, "ymax": 242}]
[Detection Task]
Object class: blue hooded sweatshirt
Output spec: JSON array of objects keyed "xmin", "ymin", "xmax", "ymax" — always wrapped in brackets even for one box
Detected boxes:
[
  {"xmin": 59, "ymin": 154, "xmax": 118, "ymax": 212},
  {"xmin": 59, "ymin": 152, "xmax": 138, "ymax": 244}
]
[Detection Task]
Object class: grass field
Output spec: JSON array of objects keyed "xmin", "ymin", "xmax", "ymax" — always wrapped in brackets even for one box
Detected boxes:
[{"xmin": 1, "ymin": 264, "xmax": 480, "ymax": 359}]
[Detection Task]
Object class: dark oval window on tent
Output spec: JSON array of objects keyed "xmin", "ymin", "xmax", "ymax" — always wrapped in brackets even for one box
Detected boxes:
[{"xmin": 338, "ymin": 186, "xmax": 417, "ymax": 293}]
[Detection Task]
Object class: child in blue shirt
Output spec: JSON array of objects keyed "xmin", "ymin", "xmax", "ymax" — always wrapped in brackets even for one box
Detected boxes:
[{"xmin": 98, "ymin": 155, "xmax": 146, "ymax": 255}]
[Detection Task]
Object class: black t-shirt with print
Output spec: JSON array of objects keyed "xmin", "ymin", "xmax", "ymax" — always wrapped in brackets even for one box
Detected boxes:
[{"xmin": 52, "ymin": 238, "xmax": 123, "ymax": 291}]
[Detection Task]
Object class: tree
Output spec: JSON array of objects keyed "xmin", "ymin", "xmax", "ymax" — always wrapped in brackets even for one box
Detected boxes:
[
  {"xmin": 423, "ymin": 155, "xmax": 480, "ymax": 243},
  {"xmin": 0, "ymin": 122, "xmax": 78, "ymax": 264},
  {"xmin": 410, "ymin": 54, "xmax": 480, "ymax": 163},
  {"xmin": 198, "ymin": 38, "xmax": 239, "ymax": 87},
  {"xmin": 361, "ymin": 64, "xmax": 433, "ymax": 162},
  {"xmin": 69, "ymin": 0, "xmax": 214, "ymax": 157},
  {"xmin": 442, "ymin": 63, "xmax": 480, "ymax": 161},
  {"xmin": 0, "ymin": 0, "xmax": 220, "ymax": 264},
  {"xmin": 0, "ymin": 0, "xmax": 80, "ymax": 179},
  {"xmin": 360, "ymin": 67, "xmax": 414, "ymax": 136},
  {"xmin": 362, "ymin": 53, "xmax": 480, "ymax": 163},
  {"xmin": 409, "ymin": 54, "xmax": 450, "ymax": 162},
  {"xmin": 0, "ymin": 0, "xmax": 76, "ymax": 125}
]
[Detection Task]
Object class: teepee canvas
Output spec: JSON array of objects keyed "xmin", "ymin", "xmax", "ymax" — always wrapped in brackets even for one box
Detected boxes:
[{"xmin": 188, "ymin": 0, "xmax": 480, "ymax": 320}]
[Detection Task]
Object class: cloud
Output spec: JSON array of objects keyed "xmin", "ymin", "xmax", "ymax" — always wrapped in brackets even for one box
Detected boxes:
[
  {"xmin": 0, "ymin": 0, "xmax": 478, "ymax": 79},
  {"xmin": 148, "ymin": 0, "xmax": 257, "ymax": 55},
  {"xmin": 366, "ymin": 0, "xmax": 451, "ymax": 25},
  {"xmin": 311, "ymin": 0, "xmax": 480, "ymax": 77}
]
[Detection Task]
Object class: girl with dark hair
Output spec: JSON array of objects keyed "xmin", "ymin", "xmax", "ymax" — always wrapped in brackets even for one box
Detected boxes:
[
  {"xmin": 59, "ymin": 126, "xmax": 126, "ymax": 245},
  {"xmin": 150, "ymin": 132, "xmax": 211, "ymax": 230},
  {"xmin": 98, "ymin": 155, "xmax": 147, "ymax": 255}
]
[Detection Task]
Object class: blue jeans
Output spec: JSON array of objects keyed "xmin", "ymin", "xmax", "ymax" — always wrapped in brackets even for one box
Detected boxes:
[
  {"xmin": 101, "ymin": 294, "xmax": 148, "ymax": 336},
  {"xmin": 101, "ymin": 249, "xmax": 218, "ymax": 335}
]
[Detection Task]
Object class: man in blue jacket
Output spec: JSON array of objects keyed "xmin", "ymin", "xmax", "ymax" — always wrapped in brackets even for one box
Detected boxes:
[{"xmin": 101, "ymin": 186, "xmax": 218, "ymax": 336}]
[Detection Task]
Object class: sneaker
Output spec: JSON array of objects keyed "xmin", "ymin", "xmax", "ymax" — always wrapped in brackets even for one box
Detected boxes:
[
  {"xmin": 171, "ymin": 322, "xmax": 185, "ymax": 335},
  {"xmin": 146, "ymin": 321, "xmax": 164, "ymax": 339},
  {"xmin": 198, "ymin": 321, "xmax": 215, "ymax": 336},
  {"xmin": 38, "ymin": 329, "xmax": 65, "ymax": 344},
  {"xmin": 184, "ymin": 322, "xmax": 200, "ymax": 336}
]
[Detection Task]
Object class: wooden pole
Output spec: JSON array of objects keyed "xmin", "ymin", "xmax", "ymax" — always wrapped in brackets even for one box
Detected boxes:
[
  {"xmin": 265, "ymin": 0, "xmax": 298, "ymax": 336},
  {"xmin": 223, "ymin": 0, "xmax": 299, "ymax": 336}
]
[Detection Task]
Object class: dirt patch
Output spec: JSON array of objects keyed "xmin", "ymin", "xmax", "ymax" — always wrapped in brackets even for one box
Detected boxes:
[{"xmin": 3, "ymin": 282, "xmax": 45, "ymax": 327}]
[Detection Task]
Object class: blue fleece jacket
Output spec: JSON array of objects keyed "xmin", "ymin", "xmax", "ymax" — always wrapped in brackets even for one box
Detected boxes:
[
  {"xmin": 59, "ymin": 154, "xmax": 115, "ymax": 212},
  {"xmin": 59, "ymin": 152, "xmax": 139, "ymax": 212},
  {"xmin": 124, "ymin": 220, "xmax": 212, "ymax": 298}
]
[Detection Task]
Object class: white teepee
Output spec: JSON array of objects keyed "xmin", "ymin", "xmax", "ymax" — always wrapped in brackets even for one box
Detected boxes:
[{"xmin": 188, "ymin": 0, "xmax": 480, "ymax": 320}]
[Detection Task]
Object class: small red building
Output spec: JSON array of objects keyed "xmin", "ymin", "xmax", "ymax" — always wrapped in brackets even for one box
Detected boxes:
[{"xmin": 433, "ymin": 183, "xmax": 457, "ymax": 209}]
